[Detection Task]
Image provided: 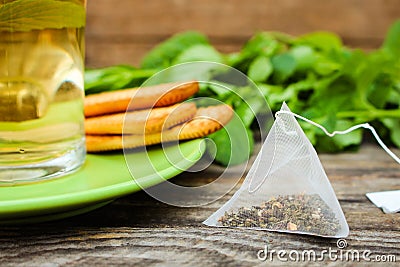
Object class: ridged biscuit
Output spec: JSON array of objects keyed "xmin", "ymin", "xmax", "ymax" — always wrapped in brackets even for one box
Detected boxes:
[
  {"xmin": 84, "ymin": 81, "xmax": 199, "ymax": 117},
  {"xmin": 85, "ymin": 102, "xmax": 197, "ymax": 135},
  {"xmin": 86, "ymin": 104, "xmax": 233, "ymax": 152}
]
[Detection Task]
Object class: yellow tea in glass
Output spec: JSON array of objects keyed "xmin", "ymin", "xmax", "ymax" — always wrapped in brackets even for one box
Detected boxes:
[{"xmin": 0, "ymin": 0, "xmax": 86, "ymax": 183}]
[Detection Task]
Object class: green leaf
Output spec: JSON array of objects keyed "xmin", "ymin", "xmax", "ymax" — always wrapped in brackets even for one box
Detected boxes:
[
  {"xmin": 296, "ymin": 31, "xmax": 343, "ymax": 52},
  {"xmin": 140, "ymin": 31, "xmax": 209, "ymax": 69},
  {"xmin": 340, "ymin": 49, "xmax": 367, "ymax": 77},
  {"xmin": 356, "ymin": 52, "xmax": 388, "ymax": 93},
  {"xmin": 387, "ymin": 89, "xmax": 400, "ymax": 107},
  {"xmin": 312, "ymin": 54, "xmax": 341, "ymax": 75},
  {"xmin": 241, "ymin": 33, "xmax": 280, "ymax": 58},
  {"xmin": 331, "ymin": 120, "xmax": 363, "ymax": 147},
  {"xmin": 0, "ymin": 0, "xmax": 85, "ymax": 32},
  {"xmin": 256, "ymin": 83, "xmax": 285, "ymax": 111},
  {"xmin": 382, "ymin": 20, "xmax": 400, "ymax": 57},
  {"xmin": 235, "ymin": 96, "xmax": 266, "ymax": 127},
  {"xmin": 172, "ymin": 44, "xmax": 224, "ymax": 64},
  {"xmin": 381, "ymin": 118, "xmax": 400, "ymax": 147},
  {"xmin": 248, "ymin": 56, "xmax": 273, "ymax": 82},
  {"xmin": 207, "ymin": 116, "xmax": 254, "ymax": 166},
  {"xmin": 271, "ymin": 53, "xmax": 297, "ymax": 83},
  {"xmin": 84, "ymin": 65, "xmax": 157, "ymax": 95},
  {"xmin": 289, "ymin": 45, "xmax": 316, "ymax": 71},
  {"xmin": 231, "ymin": 32, "xmax": 283, "ymax": 69},
  {"xmin": 207, "ymin": 81, "xmax": 234, "ymax": 97},
  {"xmin": 310, "ymin": 75, "xmax": 357, "ymax": 116},
  {"xmin": 367, "ymin": 73, "xmax": 393, "ymax": 108},
  {"xmin": 315, "ymin": 119, "xmax": 363, "ymax": 152}
]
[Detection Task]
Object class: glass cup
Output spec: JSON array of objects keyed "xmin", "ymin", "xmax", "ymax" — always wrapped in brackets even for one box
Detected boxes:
[{"xmin": 0, "ymin": 0, "xmax": 87, "ymax": 184}]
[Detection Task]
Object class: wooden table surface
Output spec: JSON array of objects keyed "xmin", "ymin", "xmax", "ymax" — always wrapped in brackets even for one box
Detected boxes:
[{"xmin": 0, "ymin": 144, "xmax": 399, "ymax": 266}]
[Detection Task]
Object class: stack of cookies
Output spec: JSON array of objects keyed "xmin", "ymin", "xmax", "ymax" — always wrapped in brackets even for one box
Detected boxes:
[{"xmin": 84, "ymin": 81, "xmax": 233, "ymax": 152}]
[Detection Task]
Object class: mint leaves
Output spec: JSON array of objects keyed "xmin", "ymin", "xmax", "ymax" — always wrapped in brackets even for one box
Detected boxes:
[
  {"xmin": 84, "ymin": 20, "xmax": 400, "ymax": 164},
  {"xmin": 0, "ymin": 0, "xmax": 85, "ymax": 32},
  {"xmin": 383, "ymin": 20, "xmax": 400, "ymax": 57},
  {"xmin": 140, "ymin": 32, "xmax": 209, "ymax": 69}
]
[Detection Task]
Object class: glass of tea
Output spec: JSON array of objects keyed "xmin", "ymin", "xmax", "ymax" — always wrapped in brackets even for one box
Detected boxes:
[{"xmin": 0, "ymin": 0, "xmax": 87, "ymax": 183}]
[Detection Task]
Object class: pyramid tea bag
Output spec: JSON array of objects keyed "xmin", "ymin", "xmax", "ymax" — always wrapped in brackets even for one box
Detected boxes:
[{"xmin": 204, "ymin": 103, "xmax": 349, "ymax": 238}]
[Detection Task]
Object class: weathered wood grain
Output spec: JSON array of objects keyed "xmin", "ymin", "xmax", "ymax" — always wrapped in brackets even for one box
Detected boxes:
[
  {"xmin": 0, "ymin": 145, "xmax": 399, "ymax": 266},
  {"xmin": 0, "ymin": 226, "xmax": 398, "ymax": 266},
  {"xmin": 85, "ymin": 0, "xmax": 400, "ymax": 67}
]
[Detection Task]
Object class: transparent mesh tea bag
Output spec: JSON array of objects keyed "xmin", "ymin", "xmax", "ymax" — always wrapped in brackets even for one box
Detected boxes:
[{"xmin": 204, "ymin": 103, "xmax": 349, "ymax": 238}]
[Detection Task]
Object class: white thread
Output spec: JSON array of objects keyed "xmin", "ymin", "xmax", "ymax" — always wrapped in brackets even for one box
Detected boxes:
[
  {"xmin": 276, "ymin": 110, "xmax": 400, "ymax": 164},
  {"xmin": 248, "ymin": 110, "xmax": 400, "ymax": 193},
  {"xmin": 248, "ymin": 126, "xmax": 277, "ymax": 194}
]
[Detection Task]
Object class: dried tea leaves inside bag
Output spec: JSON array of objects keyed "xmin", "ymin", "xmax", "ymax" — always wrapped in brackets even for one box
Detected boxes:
[
  {"xmin": 218, "ymin": 194, "xmax": 341, "ymax": 236},
  {"xmin": 204, "ymin": 103, "xmax": 349, "ymax": 238}
]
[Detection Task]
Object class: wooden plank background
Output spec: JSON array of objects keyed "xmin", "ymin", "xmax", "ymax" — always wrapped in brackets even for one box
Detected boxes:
[{"xmin": 85, "ymin": 0, "xmax": 400, "ymax": 68}]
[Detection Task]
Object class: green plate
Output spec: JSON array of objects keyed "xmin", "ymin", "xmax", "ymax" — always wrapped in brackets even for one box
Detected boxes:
[{"xmin": 0, "ymin": 139, "xmax": 206, "ymax": 224}]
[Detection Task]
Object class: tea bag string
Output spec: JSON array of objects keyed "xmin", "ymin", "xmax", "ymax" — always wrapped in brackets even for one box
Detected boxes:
[
  {"xmin": 276, "ymin": 110, "xmax": 400, "ymax": 164},
  {"xmin": 248, "ymin": 110, "xmax": 400, "ymax": 194}
]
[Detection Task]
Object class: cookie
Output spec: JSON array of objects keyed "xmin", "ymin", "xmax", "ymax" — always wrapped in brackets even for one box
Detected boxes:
[
  {"xmin": 84, "ymin": 81, "xmax": 199, "ymax": 117},
  {"xmin": 85, "ymin": 102, "xmax": 197, "ymax": 135},
  {"xmin": 86, "ymin": 104, "xmax": 233, "ymax": 152}
]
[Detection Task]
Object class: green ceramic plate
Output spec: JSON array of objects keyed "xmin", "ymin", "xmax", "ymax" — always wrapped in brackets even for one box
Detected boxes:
[{"xmin": 0, "ymin": 139, "xmax": 206, "ymax": 224}]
